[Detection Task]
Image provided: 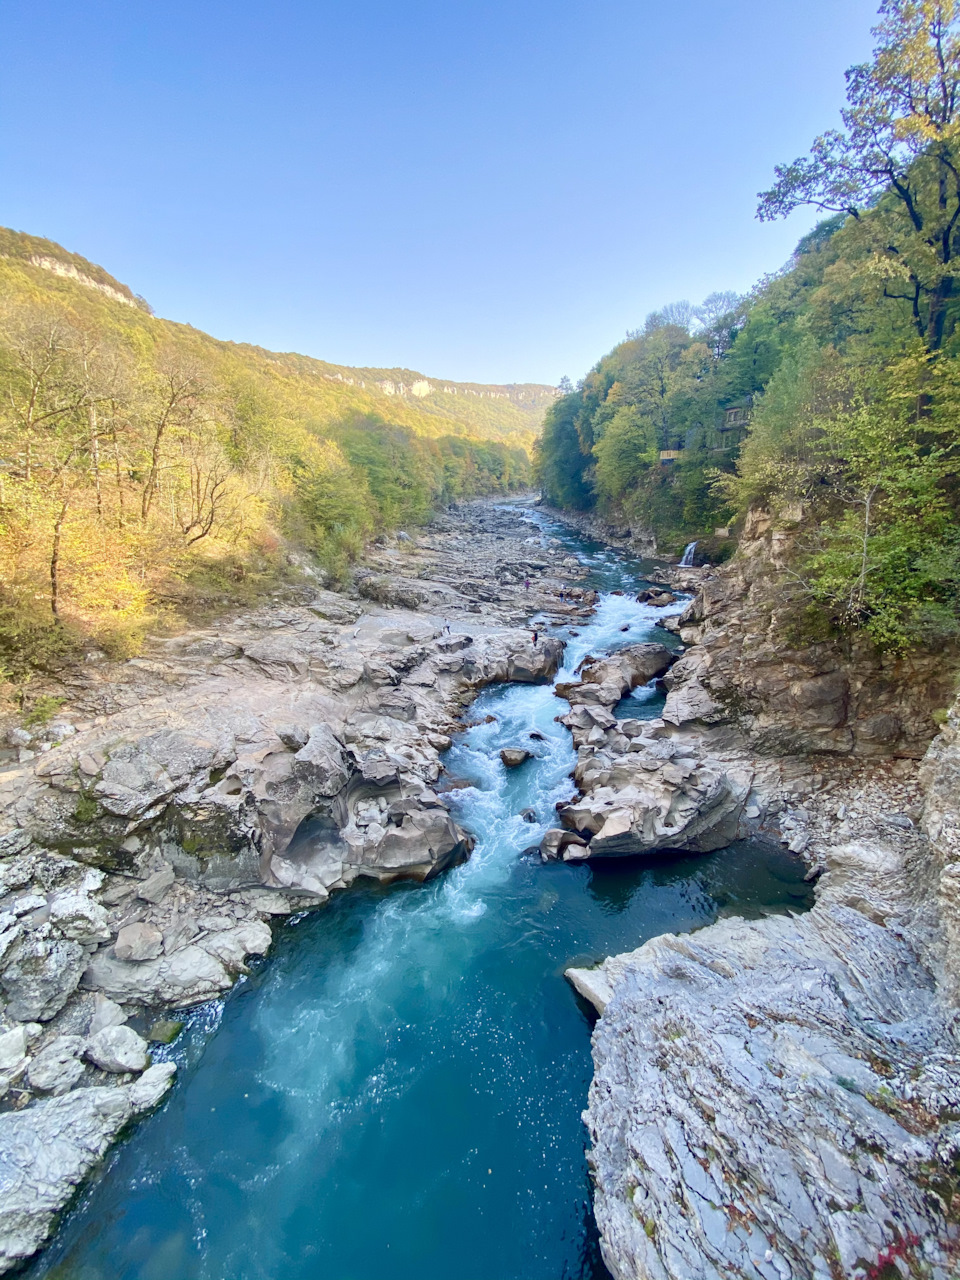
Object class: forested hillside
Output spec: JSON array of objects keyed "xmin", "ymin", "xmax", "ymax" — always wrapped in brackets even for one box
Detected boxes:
[
  {"xmin": 537, "ymin": 0, "xmax": 960, "ymax": 655},
  {"xmin": 0, "ymin": 230, "xmax": 543, "ymax": 678}
]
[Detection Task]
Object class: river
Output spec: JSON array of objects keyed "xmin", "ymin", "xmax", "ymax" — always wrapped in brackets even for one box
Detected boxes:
[{"xmin": 31, "ymin": 510, "xmax": 812, "ymax": 1280}]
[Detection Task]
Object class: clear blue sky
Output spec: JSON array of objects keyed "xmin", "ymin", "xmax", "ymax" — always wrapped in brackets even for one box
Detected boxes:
[{"xmin": 1, "ymin": 0, "xmax": 879, "ymax": 386}]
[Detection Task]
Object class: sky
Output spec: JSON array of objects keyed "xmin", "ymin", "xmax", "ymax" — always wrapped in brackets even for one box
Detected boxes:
[{"xmin": 1, "ymin": 0, "xmax": 880, "ymax": 386}]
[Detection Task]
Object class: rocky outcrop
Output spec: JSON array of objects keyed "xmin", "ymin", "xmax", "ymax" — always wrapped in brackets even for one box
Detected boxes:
[
  {"xmin": 549, "ymin": 713, "xmax": 752, "ymax": 859},
  {"xmin": 0, "ymin": 1064, "xmax": 175, "ymax": 1272},
  {"xmin": 538, "ymin": 504, "xmax": 658, "ymax": 559},
  {"xmin": 660, "ymin": 508, "xmax": 957, "ymax": 757},
  {"xmin": 570, "ymin": 803, "xmax": 960, "ymax": 1280},
  {"xmin": 550, "ymin": 641, "xmax": 753, "ymax": 862},
  {"xmin": 921, "ymin": 696, "xmax": 960, "ymax": 1003},
  {"xmin": 555, "ymin": 643, "xmax": 674, "ymax": 707},
  {"xmin": 0, "ymin": 498, "xmax": 585, "ymax": 1275}
]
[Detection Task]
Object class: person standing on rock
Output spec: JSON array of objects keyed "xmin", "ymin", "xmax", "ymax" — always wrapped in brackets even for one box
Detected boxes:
[
  {"xmin": 525, "ymin": 578, "xmax": 530, "ymax": 591},
  {"xmin": 532, "ymin": 630, "xmax": 538, "ymax": 646}
]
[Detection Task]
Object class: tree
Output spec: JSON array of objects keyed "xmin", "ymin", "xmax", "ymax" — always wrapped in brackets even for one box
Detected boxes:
[
  {"xmin": 758, "ymin": 0, "xmax": 960, "ymax": 350},
  {"xmin": 139, "ymin": 353, "xmax": 209, "ymax": 521}
]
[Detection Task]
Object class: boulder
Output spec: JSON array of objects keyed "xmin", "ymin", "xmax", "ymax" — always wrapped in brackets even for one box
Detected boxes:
[
  {"xmin": 0, "ymin": 1026, "xmax": 29, "ymax": 1073},
  {"xmin": 83, "ymin": 920, "xmax": 272, "ymax": 1006},
  {"xmin": 136, "ymin": 865, "xmax": 175, "ymax": 904},
  {"xmin": 539, "ymin": 829, "xmax": 589, "ymax": 861},
  {"xmin": 47, "ymin": 892, "xmax": 111, "ymax": 944},
  {"xmin": 340, "ymin": 802, "xmax": 473, "ymax": 882},
  {"xmin": 500, "ymin": 748, "xmax": 531, "ymax": 768},
  {"xmin": 88, "ymin": 993, "xmax": 126, "ymax": 1035},
  {"xmin": 114, "ymin": 922, "xmax": 163, "ymax": 963},
  {"xmin": 557, "ymin": 738, "xmax": 752, "ymax": 858},
  {"xmin": 0, "ymin": 936, "xmax": 86, "ymax": 1022},
  {"xmin": 85, "ymin": 1025, "xmax": 149, "ymax": 1073},
  {"xmin": 579, "ymin": 643, "xmax": 674, "ymax": 689},
  {"xmin": 25, "ymin": 1036, "xmax": 84, "ymax": 1095},
  {"xmin": 557, "ymin": 644, "xmax": 674, "ymax": 707}
]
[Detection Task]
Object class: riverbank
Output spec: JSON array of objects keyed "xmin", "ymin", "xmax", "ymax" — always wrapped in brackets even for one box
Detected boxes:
[
  {"xmin": 6, "ymin": 497, "xmax": 959, "ymax": 1278},
  {"xmin": 553, "ymin": 519, "xmax": 960, "ymax": 1279},
  {"xmin": 0, "ymin": 499, "xmax": 591, "ymax": 1272}
]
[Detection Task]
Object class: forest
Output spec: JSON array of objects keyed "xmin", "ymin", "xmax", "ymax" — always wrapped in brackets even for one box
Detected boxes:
[
  {"xmin": 536, "ymin": 0, "xmax": 960, "ymax": 654},
  {"xmin": 0, "ymin": 231, "xmax": 536, "ymax": 684}
]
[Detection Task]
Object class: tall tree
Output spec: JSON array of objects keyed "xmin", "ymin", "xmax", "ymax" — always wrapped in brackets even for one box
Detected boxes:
[{"xmin": 758, "ymin": 1, "xmax": 960, "ymax": 350}]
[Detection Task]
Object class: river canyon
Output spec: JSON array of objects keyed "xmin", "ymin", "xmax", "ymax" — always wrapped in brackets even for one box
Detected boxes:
[{"xmin": 0, "ymin": 501, "xmax": 957, "ymax": 1280}]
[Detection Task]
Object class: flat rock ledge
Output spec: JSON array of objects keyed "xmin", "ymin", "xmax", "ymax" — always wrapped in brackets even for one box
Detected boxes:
[
  {"xmin": 568, "ymin": 828, "xmax": 960, "ymax": 1280},
  {"xmin": 0, "ymin": 1063, "xmax": 175, "ymax": 1272}
]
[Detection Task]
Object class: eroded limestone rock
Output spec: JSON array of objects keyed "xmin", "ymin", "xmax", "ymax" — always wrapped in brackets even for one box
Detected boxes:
[
  {"xmin": 570, "ymin": 827, "xmax": 960, "ymax": 1280},
  {"xmin": 0, "ymin": 1065, "xmax": 176, "ymax": 1273},
  {"xmin": 85, "ymin": 1025, "xmax": 149, "ymax": 1073}
]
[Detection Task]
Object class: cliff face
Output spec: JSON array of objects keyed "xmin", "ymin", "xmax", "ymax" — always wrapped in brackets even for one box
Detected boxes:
[
  {"xmin": 920, "ymin": 699, "xmax": 960, "ymax": 1003},
  {"xmin": 662, "ymin": 509, "xmax": 957, "ymax": 759}
]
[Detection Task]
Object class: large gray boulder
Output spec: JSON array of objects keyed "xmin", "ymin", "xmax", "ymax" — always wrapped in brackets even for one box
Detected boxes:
[
  {"xmin": 114, "ymin": 922, "xmax": 163, "ymax": 962},
  {"xmin": 470, "ymin": 635, "xmax": 566, "ymax": 686},
  {"xmin": 25, "ymin": 1036, "xmax": 84, "ymax": 1095},
  {"xmin": 556, "ymin": 643, "xmax": 674, "ymax": 706},
  {"xmin": 0, "ymin": 936, "xmax": 86, "ymax": 1022},
  {"xmin": 0, "ymin": 1064, "xmax": 176, "ymax": 1273},
  {"xmin": 83, "ymin": 919, "xmax": 272, "ymax": 1007},
  {"xmin": 560, "ymin": 762, "xmax": 751, "ymax": 857},
  {"xmin": 85, "ymin": 1025, "xmax": 149, "ymax": 1073}
]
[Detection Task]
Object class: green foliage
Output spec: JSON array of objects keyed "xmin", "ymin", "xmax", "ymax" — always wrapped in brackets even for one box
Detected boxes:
[
  {"xmin": 541, "ymin": 2, "xmax": 960, "ymax": 655},
  {"xmin": 536, "ymin": 302, "xmax": 748, "ymax": 542},
  {"xmin": 73, "ymin": 786, "xmax": 99, "ymax": 823},
  {"xmin": 0, "ymin": 227, "xmax": 539, "ymax": 673},
  {"xmin": 23, "ymin": 695, "xmax": 66, "ymax": 727},
  {"xmin": 534, "ymin": 393, "xmax": 593, "ymax": 509}
]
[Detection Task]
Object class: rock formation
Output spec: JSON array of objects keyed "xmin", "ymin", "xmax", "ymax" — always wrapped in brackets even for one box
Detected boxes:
[{"xmin": 659, "ymin": 508, "xmax": 956, "ymax": 757}]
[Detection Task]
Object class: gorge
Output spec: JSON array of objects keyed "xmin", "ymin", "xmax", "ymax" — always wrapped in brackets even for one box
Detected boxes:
[
  {"xmin": 0, "ymin": 504, "xmax": 812, "ymax": 1278},
  {"xmin": 0, "ymin": 498, "xmax": 956, "ymax": 1280}
]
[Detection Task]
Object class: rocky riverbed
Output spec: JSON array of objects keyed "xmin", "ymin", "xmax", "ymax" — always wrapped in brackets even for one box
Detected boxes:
[
  {"xmin": 0, "ymin": 499, "xmax": 592, "ymax": 1273},
  {"xmin": 5, "ymin": 496, "xmax": 960, "ymax": 1280}
]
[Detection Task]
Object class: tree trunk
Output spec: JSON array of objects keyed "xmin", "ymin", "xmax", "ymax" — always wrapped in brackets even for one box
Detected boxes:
[
  {"xmin": 111, "ymin": 430, "xmax": 126, "ymax": 527},
  {"xmin": 50, "ymin": 499, "xmax": 69, "ymax": 618},
  {"xmin": 88, "ymin": 405, "xmax": 103, "ymax": 519},
  {"xmin": 926, "ymin": 276, "xmax": 955, "ymax": 350}
]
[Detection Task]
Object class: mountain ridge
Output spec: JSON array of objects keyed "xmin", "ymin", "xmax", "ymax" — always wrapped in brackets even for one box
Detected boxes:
[{"xmin": 0, "ymin": 226, "xmax": 555, "ymax": 443}]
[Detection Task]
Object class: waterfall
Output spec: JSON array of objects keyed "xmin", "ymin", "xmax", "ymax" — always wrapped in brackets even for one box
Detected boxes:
[{"xmin": 679, "ymin": 540, "xmax": 697, "ymax": 567}]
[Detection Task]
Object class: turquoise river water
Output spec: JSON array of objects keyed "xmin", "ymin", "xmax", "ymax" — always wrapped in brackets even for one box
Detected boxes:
[{"xmin": 32, "ymin": 510, "xmax": 812, "ymax": 1280}]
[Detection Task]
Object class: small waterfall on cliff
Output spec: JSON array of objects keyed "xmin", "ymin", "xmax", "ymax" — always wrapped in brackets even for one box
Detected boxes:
[
  {"xmin": 31, "ymin": 513, "xmax": 814, "ymax": 1280},
  {"xmin": 679, "ymin": 540, "xmax": 697, "ymax": 567}
]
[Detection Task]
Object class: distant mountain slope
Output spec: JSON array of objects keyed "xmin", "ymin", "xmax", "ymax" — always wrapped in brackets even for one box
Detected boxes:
[
  {"xmin": 0, "ymin": 227, "xmax": 547, "ymax": 671},
  {"xmin": 0, "ymin": 228, "xmax": 554, "ymax": 449}
]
